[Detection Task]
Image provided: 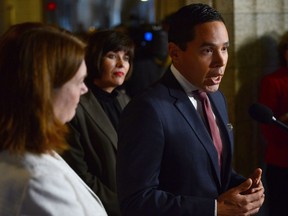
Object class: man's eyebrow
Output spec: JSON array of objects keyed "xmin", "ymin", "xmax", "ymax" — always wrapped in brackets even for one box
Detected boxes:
[{"xmin": 201, "ymin": 41, "xmax": 230, "ymax": 47}]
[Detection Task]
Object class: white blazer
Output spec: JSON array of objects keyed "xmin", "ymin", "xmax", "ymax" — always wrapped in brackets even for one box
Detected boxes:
[{"xmin": 0, "ymin": 150, "xmax": 108, "ymax": 216}]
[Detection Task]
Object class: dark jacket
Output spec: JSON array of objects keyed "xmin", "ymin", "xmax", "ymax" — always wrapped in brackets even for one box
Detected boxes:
[
  {"xmin": 116, "ymin": 69, "xmax": 245, "ymax": 216},
  {"xmin": 63, "ymin": 90, "xmax": 130, "ymax": 216}
]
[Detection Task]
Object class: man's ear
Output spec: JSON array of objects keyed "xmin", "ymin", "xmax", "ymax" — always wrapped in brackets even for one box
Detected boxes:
[{"xmin": 168, "ymin": 42, "xmax": 180, "ymax": 63}]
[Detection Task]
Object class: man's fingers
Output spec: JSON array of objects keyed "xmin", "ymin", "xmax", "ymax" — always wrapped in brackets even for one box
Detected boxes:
[
  {"xmin": 250, "ymin": 168, "xmax": 262, "ymax": 184},
  {"xmin": 236, "ymin": 178, "xmax": 253, "ymax": 193}
]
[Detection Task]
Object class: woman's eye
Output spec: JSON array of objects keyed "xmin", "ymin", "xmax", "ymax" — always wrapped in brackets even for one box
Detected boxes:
[
  {"xmin": 107, "ymin": 54, "xmax": 116, "ymax": 59},
  {"xmin": 123, "ymin": 55, "xmax": 129, "ymax": 61}
]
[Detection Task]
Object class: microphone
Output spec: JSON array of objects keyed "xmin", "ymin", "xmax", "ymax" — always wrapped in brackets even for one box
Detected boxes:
[{"xmin": 249, "ymin": 103, "xmax": 288, "ymax": 132}]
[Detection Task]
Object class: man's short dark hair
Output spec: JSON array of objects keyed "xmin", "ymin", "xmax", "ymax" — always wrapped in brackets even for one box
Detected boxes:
[{"xmin": 168, "ymin": 3, "xmax": 225, "ymax": 50}]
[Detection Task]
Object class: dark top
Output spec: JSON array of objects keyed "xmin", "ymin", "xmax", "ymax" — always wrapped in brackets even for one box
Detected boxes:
[{"xmin": 91, "ymin": 85, "xmax": 122, "ymax": 129}]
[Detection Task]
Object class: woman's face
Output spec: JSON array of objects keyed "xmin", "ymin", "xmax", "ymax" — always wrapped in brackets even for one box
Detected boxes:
[
  {"xmin": 53, "ymin": 60, "xmax": 88, "ymax": 123},
  {"xmin": 94, "ymin": 50, "xmax": 130, "ymax": 93}
]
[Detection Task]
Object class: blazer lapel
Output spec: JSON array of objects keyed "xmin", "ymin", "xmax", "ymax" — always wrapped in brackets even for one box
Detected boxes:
[
  {"xmin": 56, "ymin": 153, "xmax": 106, "ymax": 208},
  {"xmin": 80, "ymin": 91, "xmax": 118, "ymax": 149},
  {"xmin": 116, "ymin": 91, "xmax": 130, "ymax": 109}
]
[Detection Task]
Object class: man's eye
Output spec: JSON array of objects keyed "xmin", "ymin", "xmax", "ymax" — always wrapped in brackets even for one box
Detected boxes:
[{"xmin": 202, "ymin": 48, "xmax": 213, "ymax": 54}]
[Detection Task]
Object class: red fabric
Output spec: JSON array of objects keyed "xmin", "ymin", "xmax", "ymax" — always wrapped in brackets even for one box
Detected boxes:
[
  {"xmin": 198, "ymin": 91, "xmax": 223, "ymax": 168},
  {"xmin": 259, "ymin": 67, "xmax": 288, "ymax": 168}
]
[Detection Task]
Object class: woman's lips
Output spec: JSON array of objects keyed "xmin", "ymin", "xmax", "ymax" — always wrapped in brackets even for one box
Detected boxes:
[{"xmin": 114, "ymin": 71, "xmax": 124, "ymax": 77}]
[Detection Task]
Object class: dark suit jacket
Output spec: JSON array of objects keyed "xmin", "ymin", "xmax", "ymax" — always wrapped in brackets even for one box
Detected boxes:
[
  {"xmin": 63, "ymin": 90, "xmax": 130, "ymax": 216},
  {"xmin": 116, "ymin": 70, "xmax": 245, "ymax": 216}
]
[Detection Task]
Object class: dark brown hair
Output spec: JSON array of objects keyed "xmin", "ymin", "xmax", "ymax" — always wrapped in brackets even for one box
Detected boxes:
[{"xmin": 85, "ymin": 30, "xmax": 134, "ymax": 87}]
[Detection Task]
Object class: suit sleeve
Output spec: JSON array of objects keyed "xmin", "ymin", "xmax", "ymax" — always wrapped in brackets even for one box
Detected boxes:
[
  {"xmin": 62, "ymin": 117, "xmax": 120, "ymax": 216},
  {"xmin": 116, "ymin": 97, "xmax": 215, "ymax": 216}
]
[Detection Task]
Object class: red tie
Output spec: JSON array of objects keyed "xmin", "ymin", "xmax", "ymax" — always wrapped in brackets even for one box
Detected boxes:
[{"xmin": 196, "ymin": 91, "xmax": 223, "ymax": 169}]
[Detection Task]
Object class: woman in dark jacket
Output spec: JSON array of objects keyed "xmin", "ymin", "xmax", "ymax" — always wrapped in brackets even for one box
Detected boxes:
[{"xmin": 62, "ymin": 30, "xmax": 134, "ymax": 216}]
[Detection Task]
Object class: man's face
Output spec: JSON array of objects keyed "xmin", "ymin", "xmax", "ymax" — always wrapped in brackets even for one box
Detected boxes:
[{"xmin": 169, "ymin": 21, "xmax": 229, "ymax": 92}]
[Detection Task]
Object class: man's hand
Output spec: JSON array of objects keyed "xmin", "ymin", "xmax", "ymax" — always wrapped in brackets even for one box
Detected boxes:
[
  {"xmin": 217, "ymin": 168, "xmax": 265, "ymax": 216},
  {"xmin": 242, "ymin": 168, "xmax": 263, "ymax": 194}
]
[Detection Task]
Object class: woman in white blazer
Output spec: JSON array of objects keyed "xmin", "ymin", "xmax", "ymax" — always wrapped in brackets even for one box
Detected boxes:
[{"xmin": 0, "ymin": 23, "xmax": 107, "ymax": 216}]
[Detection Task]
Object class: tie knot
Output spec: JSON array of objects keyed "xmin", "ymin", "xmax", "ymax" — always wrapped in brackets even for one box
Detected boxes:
[{"xmin": 193, "ymin": 90, "xmax": 208, "ymax": 101}]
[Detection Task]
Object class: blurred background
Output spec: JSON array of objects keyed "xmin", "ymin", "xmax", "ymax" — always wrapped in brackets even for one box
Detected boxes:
[
  {"xmin": 0, "ymin": 0, "xmax": 165, "ymax": 33},
  {"xmin": 1, "ymin": 1, "xmax": 288, "ymax": 215}
]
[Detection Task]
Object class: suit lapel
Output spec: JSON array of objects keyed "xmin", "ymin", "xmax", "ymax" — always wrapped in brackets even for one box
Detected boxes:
[
  {"xmin": 80, "ymin": 91, "xmax": 118, "ymax": 149},
  {"xmin": 163, "ymin": 70, "xmax": 222, "ymax": 185}
]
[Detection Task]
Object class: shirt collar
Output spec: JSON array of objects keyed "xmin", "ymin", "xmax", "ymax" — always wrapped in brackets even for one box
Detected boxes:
[{"xmin": 170, "ymin": 64, "xmax": 198, "ymax": 95}]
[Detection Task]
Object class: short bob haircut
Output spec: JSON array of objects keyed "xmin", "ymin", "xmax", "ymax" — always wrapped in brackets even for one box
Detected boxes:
[
  {"xmin": 0, "ymin": 23, "xmax": 85, "ymax": 154},
  {"xmin": 168, "ymin": 3, "xmax": 225, "ymax": 51},
  {"xmin": 85, "ymin": 30, "xmax": 134, "ymax": 87}
]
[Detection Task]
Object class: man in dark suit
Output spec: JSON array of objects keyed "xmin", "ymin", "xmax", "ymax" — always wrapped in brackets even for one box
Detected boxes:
[{"xmin": 116, "ymin": 3, "xmax": 265, "ymax": 215}]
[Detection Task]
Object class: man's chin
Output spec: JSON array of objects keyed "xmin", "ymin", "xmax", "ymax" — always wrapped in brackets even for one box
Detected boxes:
[{"xmin": 205, "ymin": 85, "xmax": 219, "ymax": 93}]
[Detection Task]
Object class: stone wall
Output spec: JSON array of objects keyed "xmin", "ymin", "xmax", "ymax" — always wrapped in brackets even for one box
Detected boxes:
[{"xmin": 226, "ymin": 0, "xmax": 288, "ymax": 176}]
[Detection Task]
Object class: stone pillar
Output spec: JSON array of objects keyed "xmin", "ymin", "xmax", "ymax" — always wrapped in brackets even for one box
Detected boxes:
[{"xmin": 216, "ymin": 0, "xmax": 288, "ymax": 176}]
